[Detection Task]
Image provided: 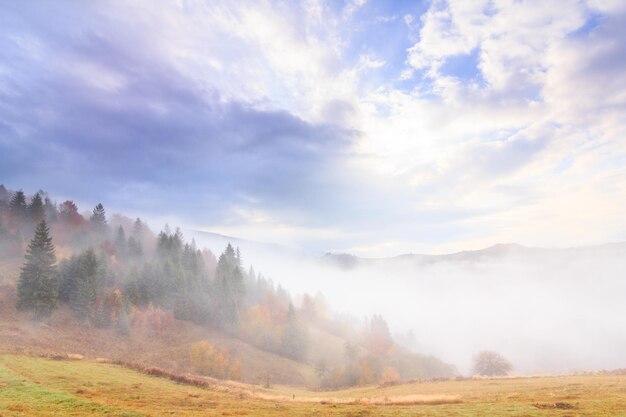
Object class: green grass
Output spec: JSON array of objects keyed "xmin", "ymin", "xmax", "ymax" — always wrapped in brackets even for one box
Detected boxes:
[{"xmin": 1, "ymin": 354, "xmax": 625, "ymax": 416}]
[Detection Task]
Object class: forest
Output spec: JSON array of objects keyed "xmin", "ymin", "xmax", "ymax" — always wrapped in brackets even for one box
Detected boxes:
[{"xmin": 0, "ymin": 184, "xmax": 455, "ymax": 388}]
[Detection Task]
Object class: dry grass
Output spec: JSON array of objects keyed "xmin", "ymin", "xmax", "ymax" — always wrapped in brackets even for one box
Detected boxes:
[
  {"xmin": 0, "ymin": 292, "xmax": 317, "ymax": 386},
  {"xmin": 1, "ymin": 354, "xmax": 626, "ymax": 417}
]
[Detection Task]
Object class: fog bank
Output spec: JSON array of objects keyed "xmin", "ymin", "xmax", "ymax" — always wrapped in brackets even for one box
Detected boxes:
[{"xmin": 191, "ymin": 232, "xmax": 626, "ymax": 375}]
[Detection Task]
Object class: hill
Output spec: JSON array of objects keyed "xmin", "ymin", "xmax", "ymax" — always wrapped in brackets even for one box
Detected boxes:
[
  {"xmin": 1, "ymin": 354, "xmax": 625, "ymax": 416},
  {"xmin": 322, "ymin": 242, "xmax": 626, "ymax": 269},
  {"xmin": 0, "ymin": 286, "xmax": 318, "ymax": 386}
]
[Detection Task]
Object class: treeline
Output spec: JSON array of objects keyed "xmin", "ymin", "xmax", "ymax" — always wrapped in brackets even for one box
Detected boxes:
[
  {"xmin": 1, "ymin": 186, "xmax": 311, "ymax": 369},
  {"xmin": 1, "ymin": 185, "xmax": 455, "ymax": 385}
]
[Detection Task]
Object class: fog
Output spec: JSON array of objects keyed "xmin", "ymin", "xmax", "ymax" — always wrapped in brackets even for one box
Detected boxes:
[{"xmin": 191, "ymin": 231, "xmax": 626, "ymax": 375}]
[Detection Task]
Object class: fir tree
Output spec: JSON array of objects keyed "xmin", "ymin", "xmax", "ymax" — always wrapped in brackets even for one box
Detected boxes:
[
  {"xmin": 28, "ymin": 192, "xmax": 45, "ymax": 224},
  {"xmin": 16, "ymin": 220, "xmax": 58, "ymax": 319},
  {"xmin": 58, "ymin": 255, "xmax": 80, "ymax": 303},
  {"xmin": 281, "ymin": 302, "xmax": 309, "ymax": 360},
  {"xmin": 94, "ymin": 298, "xmax": 112, "ymax": 328},
  {"xmin": 9, "ymin": 190, "xmax": 27, "ymax": 223},
  {"xmin": 127, "ymin": 236, "xmax": 143, "ymax": 257},
  {"xmin": 43, "ymin": 196, "xmax": 58, "ymax": 223},
  {"xmin": 70, "ymin": 248, "xmax": 99, "ymax": 320},
  {"xmin": 214, "ymin": 244, "xmax": 245, "ymax": 332},
  {"xmin": 117, "ymin": 307, "xmax": 130, "ymax": 336},
  {"xmin": 0, "ymin": 184, "xmax": 9, "ymax": 203},
  {"xmin": 133, "ymin": 217, "xmax": 144, "ymax": 237},
  {"xmin": 115, "ymin": 226, "xmax": 127, "ymax": 257},
  {"xmin": 90, "ymin": 203, "xmax": 107, "ymax": 234}
]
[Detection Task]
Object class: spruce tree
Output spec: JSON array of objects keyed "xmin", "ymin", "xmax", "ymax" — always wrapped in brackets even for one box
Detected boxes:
[
  {"xmin": 16, "ymin": 220, "xmax": 58, "ymax": 319},
  {"xmin": 0, "ymin": 184, "xmax": 9, "ymax": 203},
  {"xmin": 115, "ymin": 226, "xmax": 127, "ymax": 257},
  {"xmin": 43, "ymin": 196, "xmax": 58, "ymax": 223},
  {"xmin": 133, "ymin": 218, "xmax": 143, "ymax": 237},
  {"xmin": 214, "ymin": 244, "xmax": 245, "ymax": 332},
  {"xmin": 28, "ymin": 192, "xmax": 45, "ymax": 224},
  {"xmin": 9, "ymin": 190, "xmax": 27, "ymax": 223},
  {"xmin": 70, "ymin": 248, "xmax": 99, "ymax": 320},
  {"xmin": 90, "ymin": 203, "xmax": 107, "ymax": 234},
  {"xmin": 127, "ymin": 236, "xmax": 143, "ymax": 257},
  {"xmin": 94, "ymin": 298, "xmax": 112, "ymax": 328},
  {"xmin": 281, "ymin": 302, "xmax": 309, "ymax": 360}
]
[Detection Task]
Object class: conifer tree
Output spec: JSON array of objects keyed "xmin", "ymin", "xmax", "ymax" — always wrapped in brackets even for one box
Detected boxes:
[
  {"xmin": 70, "ymin": 248, "xmax": 99, "ymax": 319},
  {"xmin": 9, "ymin": 190, "xmax": 27, "ymax": 223},
  {"xmin": 43, "ymin": 196, "xmax": 58, "ymax": 223},
  {"xmin": 133, "ymin": 217, "xmax": 144, "ymax": 237},
  {"xmin": 0, "ymin": 184, "xmax": 9, "ymax": 203},
  {"xmin": 115, "ymin": 226, "xmax": 127, "ymax": 257},
  {"xmin": 28, "ymin": 192, "xmax": 45, "ymax": 224},
  {"xmin": 90, "ymin": 203, "xmax": 107, "ymax": 234},
  {"xmin": 127, "ymin": 236, "xmax": 143, "ymax": 257},
  {"xmin": 281, "ymin": 302, "xmax": 309, "ymax": 360},
  {"xmin": 117, "ymin": 307, "xmax": 131, "ymax": 336},
  {"xmin": 16, "ymin": 220, "xmax": 58, "ymax": 319},
  {"xmin": 214, "ymin": 244, "xmax": 245, "ymax": 332},
  {"xmin": 94, "ymin": 298, "xmax": 112, "ymax": 328},
  {"xmin": 58, "ymin": 255, "xmax": 80, "ymax": 303}
]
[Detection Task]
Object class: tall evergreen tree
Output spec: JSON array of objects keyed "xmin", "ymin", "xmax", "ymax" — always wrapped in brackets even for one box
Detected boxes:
[
  {"xmin": 9, "ymin": 190, "xmax": 27, "ymax": 223},
  {"xmin": 43, "ymin": 196, "xmax": 58, "ymax": 223},
  {"xmin": 214, "ymin": 244, "xmax": 245, "ymax": 332},
  {"xmin": 70, "ymin": 248, "xmax": 99, "ymax": 320},
  {"xmin": 115, "ymin": 226, "xmax": 127, "ymax": 257},
  {"xmin": 16, "ymin": 220, "xmax": 58, "ymax": 319},
  {"xmin": 0, "ymin": 184, "xmax": 9, "ymax": 203},
  {"xmin": 58, "ymin": 255, "xmax": 80, "ymax": 303},
  {"xmin": 133, "ymin": 217, "xmax": 144, "ymax": 237},
  {"xmin": 127, "ymin": 236, "xmax": 143, "ymax": 257},
  {"xmin": 281, "ymin": 302, "xmax": 309, "ymax": 360},
  {"xmin": 90, "ymin": 203, "xmax": 107, "ymax": 234},
  {"xmin": 28, "ymin": 192, "xmax": 45, "ymax": 224}
]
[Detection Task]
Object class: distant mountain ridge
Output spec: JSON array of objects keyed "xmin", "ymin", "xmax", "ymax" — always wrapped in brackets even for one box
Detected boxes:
[
  {"xmin": 323, "ymin": 242, "xmax": 626, "ymax": 270},
  {"xmin": 187, "ymin": 228, "xmax": 626, "ymax": 271}
]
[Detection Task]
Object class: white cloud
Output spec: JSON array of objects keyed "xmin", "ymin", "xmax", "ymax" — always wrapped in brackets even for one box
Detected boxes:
[
  {"xmin": 344, "ymin": 0, "xmax": 626, "ymax": 252},
  {"xmin": 11, "ymin": 0, "xmax": 625, "ymax": 254}
]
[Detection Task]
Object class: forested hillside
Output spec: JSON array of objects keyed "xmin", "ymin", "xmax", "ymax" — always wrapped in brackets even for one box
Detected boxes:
[{"xmin": 0, "ymin": 185, "xmax": 455, "ymax": 386}]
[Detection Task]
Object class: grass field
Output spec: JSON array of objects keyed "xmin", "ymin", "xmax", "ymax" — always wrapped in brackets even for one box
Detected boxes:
[{"xmin": 0, "ymin": 354, "xmax": 625, "ymax": 416}]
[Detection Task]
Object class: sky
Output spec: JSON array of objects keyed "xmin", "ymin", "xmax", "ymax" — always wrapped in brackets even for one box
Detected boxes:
[{"xmin": 1, "ymin": 0, "xmax": 626, "ymax": 256}]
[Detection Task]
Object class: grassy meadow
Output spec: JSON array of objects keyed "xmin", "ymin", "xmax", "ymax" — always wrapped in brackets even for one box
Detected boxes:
[{"xmin": 0, "ymin": 354, "xmax": 624, "ymax": 416}]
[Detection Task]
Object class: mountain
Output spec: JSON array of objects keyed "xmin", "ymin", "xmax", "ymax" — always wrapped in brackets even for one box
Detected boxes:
[{"xmin": 322, "ymin": 242, "xmax": 626, "ymax": 270}]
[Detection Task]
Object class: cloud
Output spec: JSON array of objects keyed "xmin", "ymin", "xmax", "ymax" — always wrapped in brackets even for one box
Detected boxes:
[
  {"xmin": 0, "ymin": 1, "xmax": 362, "ymax": 237},
  {"xmin": 1, "ymin": 0, "xmax": 626, "ymax": 254}
]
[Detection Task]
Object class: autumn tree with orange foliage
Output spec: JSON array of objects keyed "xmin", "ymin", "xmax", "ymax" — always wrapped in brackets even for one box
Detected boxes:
[
  {"xmin": 366, "ymin": 314, "xmax": 394, "ymax": 356},
  {"xmin": 190, "ymin": 340, "xmax": 242, "ymax": 380}
]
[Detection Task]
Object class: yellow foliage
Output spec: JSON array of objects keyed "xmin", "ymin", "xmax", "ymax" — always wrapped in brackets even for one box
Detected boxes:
[
  {"xmin": 379, "ymin": 366, "xmax": 401, "ymax": 385},
  {"xmin": 189, "ymin": 340, "xmax": 241, "ymax": 380},
  {"xmin": 358, "ymin": 363, "xmax": 376, "ymax": 386},
  {"xmin": 190, "ymin": 340, "xmax": 214, "ymax": 375},
  {"xmin": 213, "ymin": 351, "xmax": 229, "ymax": 379}
]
